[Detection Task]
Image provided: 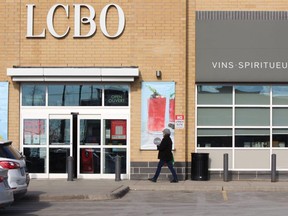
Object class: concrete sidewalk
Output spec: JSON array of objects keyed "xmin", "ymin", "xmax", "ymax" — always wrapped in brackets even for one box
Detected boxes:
[{"xmin": 23, "ymin": 179, "xmax": 288, "ymax": 202}]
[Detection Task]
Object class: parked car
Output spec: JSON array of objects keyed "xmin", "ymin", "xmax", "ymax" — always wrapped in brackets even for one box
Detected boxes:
[
  {"xmin": 0, "ymin": 168, "xmax": 14, "ymax": 208},
  {"xmin": 0, "ymin": 141, "xmax": 30, "ymax": 199}
]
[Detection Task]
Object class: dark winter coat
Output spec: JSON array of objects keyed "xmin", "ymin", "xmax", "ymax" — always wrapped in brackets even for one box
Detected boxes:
[{"xmin": 157, "ymin": 134, "xmax": 173, "ymax": 162}]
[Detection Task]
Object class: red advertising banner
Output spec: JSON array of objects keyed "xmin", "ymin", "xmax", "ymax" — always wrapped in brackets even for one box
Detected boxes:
[{"xmin": 141, "ymin": 82, "xmax": 175, "ymax": 150}]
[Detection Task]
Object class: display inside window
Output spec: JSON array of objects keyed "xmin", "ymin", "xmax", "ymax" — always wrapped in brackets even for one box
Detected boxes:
[
  {"xmin": 197, "ymin": 129, "xmax": 232, "ymax": 148},
  {"xmin": 111, "ymin": 120, "xmax": 126, "ymax": 140},
  {"xmin": 23, "ymin": 119, "xmax": 46, "ymax": 145},
  {"xmin": 80, "ymin": 148, "xmax": 100, "ymax": 174},
  {"xmin": 272, "ymin": 129, "xmax": 288, "ymax": 148},
  {"xmin": 104, "ymin": 120, "xmax": 127, "ymax": 145},
  {"xmin": 235, "ymin": 129, "xmax": 270, "ymax": 148},
  {"xmin": 104, "ymin": 85, "xmax": 129, "ymax": 106}
]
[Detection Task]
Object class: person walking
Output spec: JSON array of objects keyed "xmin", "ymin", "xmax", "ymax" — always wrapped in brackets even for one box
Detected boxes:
[{"xmin": 148, "ymin": 128, "xmax": 178, "ymax": 183}]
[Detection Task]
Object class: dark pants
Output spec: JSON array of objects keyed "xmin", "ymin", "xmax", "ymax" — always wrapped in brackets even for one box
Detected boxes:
[{"xmin": 153, "ymin": 159, "xmax": 178, "ymax": 181}]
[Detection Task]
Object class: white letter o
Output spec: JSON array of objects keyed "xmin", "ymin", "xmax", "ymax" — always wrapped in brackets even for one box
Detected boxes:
[{"xmin": 100, "ymin": 4, "xmax": 125, "ymax": 38}]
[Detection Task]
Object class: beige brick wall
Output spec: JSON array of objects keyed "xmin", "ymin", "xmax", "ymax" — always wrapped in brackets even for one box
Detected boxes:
[
  {"xmin": 0, "ymin": 1, "xmax": 21, "ymax": 148},
  {"xmin": 1, "ymin": 0, "xmax": 187, "ymax": 163},
  {"xmin": 3, "ymin": 0, "xmax": 288, "ymax": 165},
  {"xmin": 187, "ymin": 0, "xmax": 196, "ymax": 163}
]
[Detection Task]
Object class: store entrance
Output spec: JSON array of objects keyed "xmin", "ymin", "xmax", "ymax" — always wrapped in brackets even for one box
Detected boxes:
[
  {"xmin": 24, "ymin": 112, "xmax": 129, "ymax": 179},
  {"xmin": 21, "ymin": 83, "xmax": 130, "ymax": 179},
  {"xmin": 48, "ymin": 113, "xmax": 128, "ymax": 179}
]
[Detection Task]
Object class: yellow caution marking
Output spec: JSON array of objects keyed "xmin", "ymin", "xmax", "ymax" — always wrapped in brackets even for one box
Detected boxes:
[{"xmin": 222, "ymin": 190, "xmax": 228, "ymax": 201}]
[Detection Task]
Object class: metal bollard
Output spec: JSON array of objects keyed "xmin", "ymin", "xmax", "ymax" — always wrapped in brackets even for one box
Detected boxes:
[
  {"xmin": 115, "ymin": 155, "xmax": 121, "ymax": 181},
  {"xmin": 271, "ymin": 154, "xmax": 277, "ymax": 182},
  {"xmin": 223, "ymin": 153, "xmax": 229, "ymax": 182},
  {"xmin": 67, "ymin": 156, "xmax": 74, "ymax": 181}
]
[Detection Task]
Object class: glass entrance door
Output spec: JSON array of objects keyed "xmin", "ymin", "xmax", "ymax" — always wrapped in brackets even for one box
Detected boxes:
[
  {"xmin": 77, "ymin": 115, "xmax": 129, "ymax": 179},
  {"xmin": 24, "ymin": 113, "xmax": 129, "ymax": 179},
  {"xmin": 48, "ymin": 114, "xmax": 72, "ymax": 178},
  {"xmin": 78, "ymin": 115, "xmax": 101, "ymax": 177}
]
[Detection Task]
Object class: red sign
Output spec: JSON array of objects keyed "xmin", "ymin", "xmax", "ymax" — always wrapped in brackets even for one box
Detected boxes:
[
  {"xmin": 111, "ymin": 120, "xmax": 126, "ymax": 140},
  {"xmin": 175, "ymin": 115, "xmax": 185, "ymax": 129},
  {"xmin": 176, "ymin": 115, "xmax": 184, "ymax": 120}
]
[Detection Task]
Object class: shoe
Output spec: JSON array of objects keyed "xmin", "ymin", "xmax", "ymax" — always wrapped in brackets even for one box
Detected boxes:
[
  {"xmin": 170, "ymin": 179, "xmax": 178, "ymax": 183},
  {"xmin": 148, "ymin": 178, "xmax": 156, "ymax": 183}
]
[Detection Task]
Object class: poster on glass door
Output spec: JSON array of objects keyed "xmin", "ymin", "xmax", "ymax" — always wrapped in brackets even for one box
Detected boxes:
[
  {"xmin": 0, "ymin": 82, "xmax": 9, "ymax": 141},
  {"xmin": 141, "ymin": 82, "xmax": 175, "ymax": 150}
]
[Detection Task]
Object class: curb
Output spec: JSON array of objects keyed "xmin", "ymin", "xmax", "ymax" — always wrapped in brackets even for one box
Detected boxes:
[
  {"xmin": 110, "ymin": 185, "xmax": 130, "ymax": 199},
  {"xmin": 22, "ymin": 185, "xmax": 130, "ymax": 202}
]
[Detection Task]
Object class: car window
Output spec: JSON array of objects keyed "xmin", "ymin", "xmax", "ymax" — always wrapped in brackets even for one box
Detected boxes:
[{"xmin": 0, "ymin": 145, "xmax": 22, "ymax": 160}]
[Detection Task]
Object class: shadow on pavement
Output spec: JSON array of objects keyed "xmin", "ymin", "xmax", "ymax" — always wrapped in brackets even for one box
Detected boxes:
[{"xmin": 0, "ymin": 194, "xmax": 51, "ymax": 216}]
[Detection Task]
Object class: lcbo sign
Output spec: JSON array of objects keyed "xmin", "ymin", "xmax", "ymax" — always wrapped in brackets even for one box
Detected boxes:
[{"xmin": 26, "ymin": 4, "xmax": 125, "ymax": 39}]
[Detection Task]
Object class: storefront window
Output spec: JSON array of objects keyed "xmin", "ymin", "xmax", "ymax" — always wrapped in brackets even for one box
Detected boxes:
[
  {"xmin": 80, "ymin": 148, "xmax": 100, "ymax": 174},
  {"xmin": 196, "ymin": 85, "xmax": 288, "ymax": 149},
  {"xmin": 235, "ymin": 108, "xmax": 270, "ymax": 126},
  {"xmin": 103, "ymin": 148, "xmax": 126, "ymax": 174},
  {"xmin": 197, "ymin": 85, "xmax": 232, "ymax": 105},
  {"xmin": 80, "ymin": 120, "xmax": 101, "ymax": 145},
  {"xmin": 235, "ymin": 129, "xmax": 270, "ymax": 148},
  {"xmin": 104, "ymin": 85, "xmax": 129, "ymax": 106},
  {"xmin": 23, "ymin": 119, "xmax": 46, "ymax": 145},
  {"xmin": 23, "ymin": 84, "xmax": 129, "ymax": 107},
  {"xmin": 272, "ymin": 86, "xmax": 288, "ymax": 105},
  {"xmin": 197, "ymin": 129, "xmax": 232, "ymax": 147},
  {"xmin": 197, "ymin": 108, "xmax": 232, "ymax": 126},
  {"xmin": 272, "ymin": 129, "xmax": 288, "ymax": 148},
  {"xmin": 79, "ymin": 85, "xmax": 102, "ymax": 106},
  {"xmin": 48, "ymin": 84, "xmax": 102, "ymax": 106},
  {"xmin": 49, "ymin": 148, "xmax": 70, "ymax": 173},
  {"xmin": 22, "ymin": 84, "xmax": 46, "ymax": 106},
  {"xmin": 24, "ymin": 147, "xmax": 46, "ymax": 173},
  {"xmin": 49, "ymin": 119, "xmax": 70, "ymax": 145},
  {"xmin": 235, "ymin": 86, "xmax": 270, "ymax": 105},
  {"xmin": 272, "ymin": 108, "xmax": 288, "ymax": 126},
  {"xmin": 104, "ymin": 120, "xmax": 127, "ymax": 145}
]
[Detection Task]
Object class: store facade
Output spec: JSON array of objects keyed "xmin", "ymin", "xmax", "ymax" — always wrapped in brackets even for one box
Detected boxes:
[
  {"xmin": 2, "ymin": 1, "xmax": 288, "ymax": 181},
  {"xmin": 1, "ymin": 0, "xmax": 187, "ymax": 180},
  {"xmin": 8, "ymin": 67, "xmax": 137, "ymax": 179},
  {"xmin": 196, "ymin": 11, "xmax": 288, "ymax": 179}
]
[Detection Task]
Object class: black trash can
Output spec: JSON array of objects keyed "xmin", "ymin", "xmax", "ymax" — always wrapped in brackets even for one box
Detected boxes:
[{"xmin": 191, "ymin": 153, "xmax": 209, "ymax": 181}]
